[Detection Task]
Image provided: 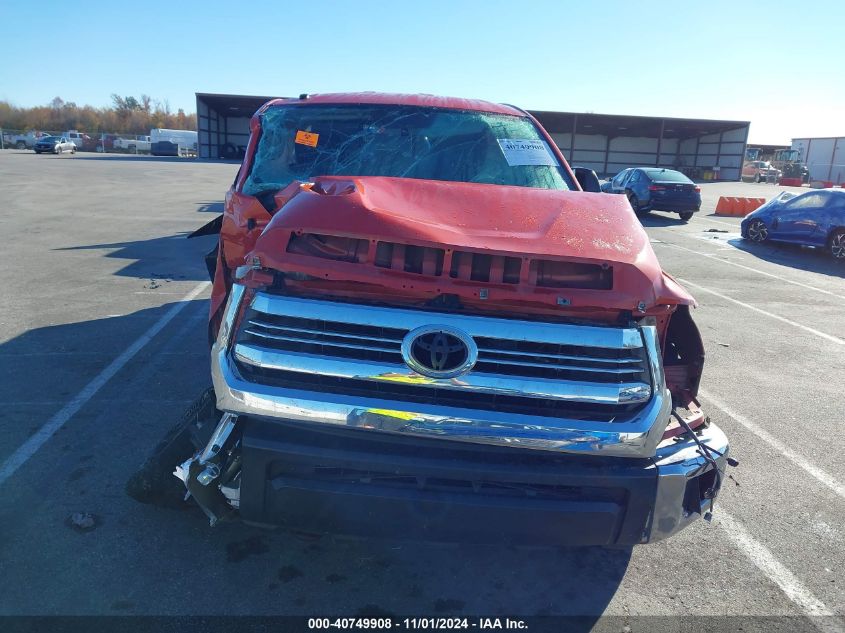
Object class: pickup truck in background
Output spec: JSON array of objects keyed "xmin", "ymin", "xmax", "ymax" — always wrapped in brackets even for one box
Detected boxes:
[
  {"xmin": 113, "ymin": 135, "xmax": 152, "ymax": 152},
  {"xmin": 64, "ymin": 130, "xmax": 94, "ymax": 150},
  {"xmin": 129, "ymin": 93, "xmax": 730, "ymax": 547},
  {"xmin": 742, "ymin": 160, "xmax": 781, "ymax": 183},
  {"xmin": 3, "ymin": 130, "xmax": 50, "ymax": 149}
]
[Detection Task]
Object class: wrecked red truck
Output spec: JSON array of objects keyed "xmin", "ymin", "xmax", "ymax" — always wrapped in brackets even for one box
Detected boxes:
[{"xmin": 130, "ymin": 93, "xmax": 730, "ymax": 546}]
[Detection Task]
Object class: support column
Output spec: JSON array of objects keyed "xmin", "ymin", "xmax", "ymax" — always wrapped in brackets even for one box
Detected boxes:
[{"xmin": 656, "ymin": 120, "xmax": 665, "ymax": 167}]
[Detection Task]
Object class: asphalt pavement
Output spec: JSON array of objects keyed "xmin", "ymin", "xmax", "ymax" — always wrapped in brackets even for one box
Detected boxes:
[{"xmin": 0, "ymin": 152, "xmax": 843, "ymax": 630}]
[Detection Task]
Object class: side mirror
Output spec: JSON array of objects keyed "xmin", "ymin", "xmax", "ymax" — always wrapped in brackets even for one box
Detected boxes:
[{"xmin": 573, "ymin": 167, "xmax": 601, "ymax": 193}]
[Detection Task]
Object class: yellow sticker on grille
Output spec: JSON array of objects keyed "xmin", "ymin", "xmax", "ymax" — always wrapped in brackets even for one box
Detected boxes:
[{"xmin": 367, "ymin": 409, "xmax": 419, "ymax": 421}]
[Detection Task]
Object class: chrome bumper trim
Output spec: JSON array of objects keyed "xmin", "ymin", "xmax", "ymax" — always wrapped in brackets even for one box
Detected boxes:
[
  {"xmin": 647, "ymin": 422, "xmax": 730, "ymax": 542},
  {"xmin": 213, "ymin": 346, "xmax": 672, "ymax": 458}
]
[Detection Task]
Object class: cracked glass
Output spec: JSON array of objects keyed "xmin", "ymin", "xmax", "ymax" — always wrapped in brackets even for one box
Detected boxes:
[{"xmin": 243, "ymin": 104, "xmax": 574, "ymax": 196}]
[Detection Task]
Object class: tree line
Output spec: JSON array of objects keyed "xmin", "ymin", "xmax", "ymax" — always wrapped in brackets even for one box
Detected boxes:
[{"xmin": 0, "ymin": 95, "xmax": 197, "ymax": 134}]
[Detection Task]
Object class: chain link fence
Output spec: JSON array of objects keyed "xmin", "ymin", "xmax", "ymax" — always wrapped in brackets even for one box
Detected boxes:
[{"xmin": 0, "ymin": 128, "xmax": 197, "ymax": 156}]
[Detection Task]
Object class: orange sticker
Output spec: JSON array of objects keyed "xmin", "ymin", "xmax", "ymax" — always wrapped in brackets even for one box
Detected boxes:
[{"xmin": 295, "ymin": 130, "xmax": 319, "ymax": 147}]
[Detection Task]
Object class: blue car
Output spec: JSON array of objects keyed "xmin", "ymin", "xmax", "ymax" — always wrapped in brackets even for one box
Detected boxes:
[
  {"xmin": 740, "ymin": 189, "xmax": 845, "ymax": 261},
  {"xmin": 603, "ymin": 167, "xmax": 701, "ymax": 222}
]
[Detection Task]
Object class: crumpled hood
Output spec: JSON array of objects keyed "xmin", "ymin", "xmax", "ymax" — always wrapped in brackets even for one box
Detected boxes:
[
  {"xmin": 248, "ymin": 176, "xmax": 694, "ymax": 311},
  {"xmin": 273, "ymin": 176, "xmax": 647, "ymax": 261}
]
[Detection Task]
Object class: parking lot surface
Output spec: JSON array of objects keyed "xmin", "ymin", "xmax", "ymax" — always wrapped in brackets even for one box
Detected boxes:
[{"xmin": 0, "ymin": 152, "xmax": 843, "ymax": 629}]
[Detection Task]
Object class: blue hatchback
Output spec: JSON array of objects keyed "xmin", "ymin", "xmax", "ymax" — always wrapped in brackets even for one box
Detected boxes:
[
  {"xmin": 604, "ymin": 168, "xmax": 701, "ymax": 222},
  {"xmin": 740, "ymin": 189, "xmax": 845, "ymax": 261}
]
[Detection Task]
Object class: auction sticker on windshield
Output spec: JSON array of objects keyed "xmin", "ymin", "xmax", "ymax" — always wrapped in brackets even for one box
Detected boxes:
[
  {"xmin": 295, "ymin": 130, "xmax": 319, "ymax": 147},
  {"xmin": 497, "ymin": 138, "xmax": 559, "ymax": 166}
]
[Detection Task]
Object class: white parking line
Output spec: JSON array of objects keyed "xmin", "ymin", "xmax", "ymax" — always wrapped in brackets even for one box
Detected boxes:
[
  {"xmin": 0, "ymin": 281, "xmax": 209, "ymax": 487},
  {"xmin": 717, "ymin": 511, "xmax": 843, "ymax": 631},
  {"xmin": 700, "ymin": 389, "xmax": 845, "ymax": 501},
  {"xmin": 656, "ymin": 237, "xmax": 845, "ymax": 302},
  {"xmin": 677, "ymin": 278, "xmax": 845, "ymax": 346}
]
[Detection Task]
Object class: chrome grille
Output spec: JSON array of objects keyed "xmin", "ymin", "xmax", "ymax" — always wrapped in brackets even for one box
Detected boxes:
[
  {"xmin": 234, "ymin": 294, "xmax": 652, "ymax": 419},
  {"xmin": 243, "ymin": 314, "xmax": 404, "ymax": 364}
]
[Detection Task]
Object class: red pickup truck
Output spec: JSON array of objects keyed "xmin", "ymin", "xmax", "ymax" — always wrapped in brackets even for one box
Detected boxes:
[{"xmin": 132, "ymin": 93, "xmax": 729, "ymax": 546}]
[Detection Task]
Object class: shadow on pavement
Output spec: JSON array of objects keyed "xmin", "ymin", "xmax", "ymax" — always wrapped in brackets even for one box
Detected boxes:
[
  {"xmin": 643, "ymin": 211, "xmax": 844, "ymax": 278},
  {"xmin": 638, "ymin": 212, "xmax": 688, "ymax": 227},
  {"xmin": 54, "ymin": 232, "xmax": 216, "ymax": 281},
  {"xmin": 727, "ymin": 239, "xmax": 845, "ymax": 278},
  {"xmin": 0, "ymin": 301, "xmax": 633, "ymax": 621}
]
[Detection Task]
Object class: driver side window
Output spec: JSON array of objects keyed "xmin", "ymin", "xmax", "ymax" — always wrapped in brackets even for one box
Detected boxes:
[{"xmin": 784, "ymin": 193, "xmax": 826, "ymax": 211}]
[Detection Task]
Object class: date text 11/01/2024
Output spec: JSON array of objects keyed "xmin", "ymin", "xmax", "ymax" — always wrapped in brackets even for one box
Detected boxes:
[{"xmin": 307, "ymin": 617, "xmax": 528, "ymax": 630}]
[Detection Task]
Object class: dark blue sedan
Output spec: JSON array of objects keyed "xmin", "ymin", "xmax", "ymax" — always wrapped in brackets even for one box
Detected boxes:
[
  {"xmin": 603, "ymin": 168, "xmax": 701, "ymax": 221},
  {"xmin": 740, "ymin": 189, "xmax": 845, "ymax": 261}
]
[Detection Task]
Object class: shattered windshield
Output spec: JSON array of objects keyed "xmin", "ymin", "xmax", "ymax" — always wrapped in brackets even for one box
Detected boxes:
[{"xmin": 243, "ymin": 104, "xmax": 574, "ymax": 195}]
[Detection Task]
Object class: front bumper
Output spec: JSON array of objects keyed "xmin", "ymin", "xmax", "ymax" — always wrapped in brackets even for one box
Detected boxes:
[
  {"xmin": 207, "ymin": 284, "xmax": 729, "ymax": 544},
  {"xmin": 234, "ymin": 414, "xmax": 728, "ymax": 545}
]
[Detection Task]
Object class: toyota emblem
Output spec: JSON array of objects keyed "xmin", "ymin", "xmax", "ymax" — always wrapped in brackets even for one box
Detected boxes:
[{"xmin": 401, "ymin": 325, "xmax": 478, "ymax": 379}]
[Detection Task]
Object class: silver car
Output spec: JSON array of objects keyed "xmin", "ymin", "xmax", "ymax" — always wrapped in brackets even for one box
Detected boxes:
[{"xmin": 33, "ymin": 136, "xmax": 77, "ymax": 155}]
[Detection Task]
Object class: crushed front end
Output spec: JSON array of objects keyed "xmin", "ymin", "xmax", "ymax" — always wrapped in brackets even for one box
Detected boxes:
[{"xmin": 172, "ymin": 93, "xmax": 729, "ymax": 545}]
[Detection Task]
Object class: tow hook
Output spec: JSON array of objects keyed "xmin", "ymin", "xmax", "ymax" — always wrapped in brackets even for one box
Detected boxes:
[{"xmin": 174, "ymin": 412, "xmax": 240, "ymax": 525}]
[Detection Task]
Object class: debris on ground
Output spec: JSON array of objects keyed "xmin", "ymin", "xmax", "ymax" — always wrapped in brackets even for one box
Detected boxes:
[{"xmin": 66, "ymin": 512, "xmax": 98, "ymax": 532}]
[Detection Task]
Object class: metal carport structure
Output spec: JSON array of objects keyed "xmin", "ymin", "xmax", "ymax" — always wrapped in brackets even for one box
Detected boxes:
[
  {"xmin": 531, "ymin": 111, "xmax": 750, "ymax": 180},
  {"xmin": 196, "ymin": 93, "xmax": 749, "ymax": 179},
  {"xmin": 196, "ymin": 93, "xmax": 285, "ymax": 160}
]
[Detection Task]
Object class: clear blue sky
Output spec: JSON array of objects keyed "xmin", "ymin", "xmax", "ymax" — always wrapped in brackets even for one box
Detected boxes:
[{"xmin": 2, "ymin": 0, "xmax": 843, "ymax": 144}]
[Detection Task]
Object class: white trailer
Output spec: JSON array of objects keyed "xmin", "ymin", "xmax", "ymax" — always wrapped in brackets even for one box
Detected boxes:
[
  {"xmin": 150, "ymin": 128, "xmax": 198, "ymax": 156},
  {"xmin": 792, "ymin": 136, "xmax": 845, "ymax": 185}
]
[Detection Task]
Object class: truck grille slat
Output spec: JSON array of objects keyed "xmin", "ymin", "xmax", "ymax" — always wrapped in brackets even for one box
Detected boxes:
[
  {"xmin": 476, "ymin": 346, "xmax": 643, "ymax": 366},
  {"xmin": 248, "ymin": 319, "xmax": 404, "ymax": 345},
  {"xmin": 244, "ymin": 329, "xmax": 402, "ymax": 355},
  {"xmin": 474, "ymin": 358, "xmax": 644, "ymax": 375}
]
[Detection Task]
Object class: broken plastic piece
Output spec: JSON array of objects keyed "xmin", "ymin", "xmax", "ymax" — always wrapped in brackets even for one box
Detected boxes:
[
  {"xmin": 197, "ymin": 463, "xmax": 221, "ymax": 486},
  {"xmin": 172, "ymin": 413, "xmax": 241, "ymax": 526}
]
